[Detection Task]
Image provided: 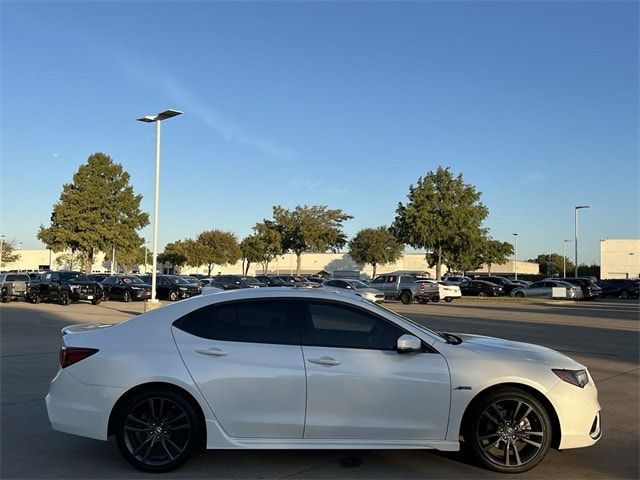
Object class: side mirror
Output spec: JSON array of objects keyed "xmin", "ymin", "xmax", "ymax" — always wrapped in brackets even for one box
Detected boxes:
[{"xmin": 396, "ymin": 334, "xmax": 422, "ymax": 353}]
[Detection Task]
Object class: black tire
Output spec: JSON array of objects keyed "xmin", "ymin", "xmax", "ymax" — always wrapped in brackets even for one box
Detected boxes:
[
  {"xmin": 515, "ymin": 291, "xmax": 526, "ymax": 298},
  {"xmin": 115, "ymin": 388, "xmax": 201, "ymax": 473},
  {"xmin": 169, "ymin": 290, "xmax": 178, "ymax": 302},
  {"xmin": 31, "ymin": 293, "xmax": 41, "ymax": 304},
  {"xmin": 431, "ymin": 296, "xmax": 440, "ymax": 303},
  {"xmin": 620, "ymin": 290, "xmax": 630, "ymax": 299},
  {"xmin": 400, "ymin": 291, "xmax": 412, "ymax": 305},
  {"xmin": 465, "ymin": 387, "xmax": 552, "ymax": 474},
  {"xmin": 418, "ymin": 298, "xmax": 428, "ymax": 304},
  {"xmin": 1, "ymin": 290, "xmax": 10, "ymax": 303},
  {"xmin": 445, "ymin": 297, "xmax": 453, "ymax": 303},
  {"xmin": 92, "ymin": 297, "xmax": 102, "ymax": 305},
  {"xmin": 478, "ymin": 291, "xmax": 487, "ymax": 298},
  {"xmin": 123, "ymin": 291, "xmax": 131, "ymax": 303},
  {"xmin": 59, "ymin": 292, "xmax": 71, "ymax": 306}
]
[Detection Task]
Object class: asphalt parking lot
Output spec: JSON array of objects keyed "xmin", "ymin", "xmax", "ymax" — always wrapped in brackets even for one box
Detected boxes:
[{"xmin": 1, "ymin": 298, "xmax": 638, "ymax": 479}]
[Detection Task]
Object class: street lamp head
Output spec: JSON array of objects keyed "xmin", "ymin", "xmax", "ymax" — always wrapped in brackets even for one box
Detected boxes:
[
  {"xmin": 137, "ymin": 109, "xmax": 183, "ymax": 123},
  {"xmin": 512, "ymin": 233, "xmax": 518, "ymax": 236},
  {"xmin": 575, "ymin": 205, "xmax": 591, "ymax": 210}
]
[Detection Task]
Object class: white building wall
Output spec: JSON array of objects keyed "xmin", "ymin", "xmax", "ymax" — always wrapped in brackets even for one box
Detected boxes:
[{"xmin": 600, "ymin": 239, "xmax": 640, "ymax": 279}]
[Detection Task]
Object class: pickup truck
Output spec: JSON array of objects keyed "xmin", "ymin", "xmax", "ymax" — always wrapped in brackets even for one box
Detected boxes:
[
  {"xmin": 370, "ymin": 273, "xmax": 439, "ymax": 304},
  {"xmin": 28, "ymin": 271, "xmax": 103, "ymax": 305},
  {"xmin": 0, "ymin": 272, "xmax": 31, "ymax": 302}
]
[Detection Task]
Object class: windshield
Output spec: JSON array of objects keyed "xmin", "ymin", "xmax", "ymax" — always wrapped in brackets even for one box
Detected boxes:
[
  {"xmin": 349, "ymin": 280, "xmax": 370, "ymax": 289},
  {"xmin": 122, "ymin": 276, "xmax": 144, "ymax": 285},
  {"xmin": 242, "ymin": 277, "xmax": 263, "ymax": 285},
  {"xmin": 366, "ymin": 301, "xmax": 446, "ymax": 341},
  {"xmin": 61, "ymin": 272, "xmax": 89, "ymax": 282},
  {"xmin": 169, "ymin": 276, "xmax": 190, "ymax": 285}
]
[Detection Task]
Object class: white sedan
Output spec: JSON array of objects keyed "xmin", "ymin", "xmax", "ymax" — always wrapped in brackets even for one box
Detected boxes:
[
  {"xmin": 416, "ymin": 279, "xmax": 462, "ymax": 302},
  {"xmin": 46, "ymin": 289, "xmax": 601, "ymax": 474}
]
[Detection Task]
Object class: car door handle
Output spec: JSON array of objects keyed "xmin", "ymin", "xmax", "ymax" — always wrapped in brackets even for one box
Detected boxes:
[
  {"xmin": 195, "ymin": 347, "xmax": 229, "ymax": 357},
  {"xmin": 308, "ymin": 356, "xmax": 341, "ymax": 366}
]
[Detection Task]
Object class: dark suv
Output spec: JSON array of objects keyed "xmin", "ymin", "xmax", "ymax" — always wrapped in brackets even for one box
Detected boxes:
[
  {"xmin": 28, "ymin": 271, "xmax": 103, "ymax": 305},
  {"xmin": 481, "ymin": 276, "xmax": 519, "ymax": 294},
  {"xmin": 598, "ymin": 279, "xmax": 640, "ymax": 299}
]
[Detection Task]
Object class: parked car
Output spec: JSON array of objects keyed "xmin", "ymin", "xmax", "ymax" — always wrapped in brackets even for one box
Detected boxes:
[
  {"xmin": 254, "ymin": 275, "xmax": 290, "ymax": 287},
  {"xmin": 370, "ymin": 273, "xmax": 434, "ymax": 304},
  {"xmin": 597, "ymin": 279, "xmax": 640, "ymax": 299},
  {"xmin": 416, "ymin": 279, "xmax": 461, "ymax": 303},
  {"xmin": 201, "ymin": 284, "xmax": 225, "ymax": 295},
  {"xmin": 46, "ymin": 288, "xmax": 601, "ymax": 473},
  {"xmin": 441, "ymin": 275, "xmax": 472, "ymax": 286},
  {"xmin": 274, "ymin": 275, "xmax": 319, "ymax": 288},
  {"xmin": 459, "ymin": 279, "xmax": 505, "ymax": 297},
  {"xmin": 511, "ymin": 280, "xmax": 583, "ymax": 299},
  {"xmin": 322, "ymin": 278, "xmax": 385, "ymax": 303},
  {"xmin": 28, "ymin": 271, "xmax": 103, "ymax": 305},
  {"xmin": 510, "ymin": 279, "xmax": 533, "ymax": 287},
  {"xmin": 180, "ymin": 276, "xmax": 201, "ymax": 286},
  {"xmin": 481, "ymin": 276, "xmax": 519, "ymax": 295},
  {"xmin": 210, "ymin": 275, "xmax": 266, "ymax": 290},
  {"xmin": 101, "ymin": 275, "xmax": 152, "ymax": 302},
  {"xmin": 138, "ymin": 275, "xmax": 202, "ymax": 301},
  {"xmin": 0, "ymin": 272, "xmax": 31, "ymax": 302},
  {"xmin": 545, "ymin": 278, "xmax": 602, "ymax": 300}
]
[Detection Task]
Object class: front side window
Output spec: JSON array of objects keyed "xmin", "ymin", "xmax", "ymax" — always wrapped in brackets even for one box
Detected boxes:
[
  {"xmin": 174, "ymin": 300, "xmax": 298, "ymax": 345},
  {"xmin": 385, "ymin": 276, "xmax": 396, "ymax": 283},
  {"xmin": 300, "ymin": 301, "xmax": 404, "ymax": 351}
]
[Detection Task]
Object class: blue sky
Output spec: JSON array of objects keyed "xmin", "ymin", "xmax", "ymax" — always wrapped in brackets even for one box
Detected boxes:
[{"xmin": 2, "ymin": 1, "xmax": 638, "ymax": 264}]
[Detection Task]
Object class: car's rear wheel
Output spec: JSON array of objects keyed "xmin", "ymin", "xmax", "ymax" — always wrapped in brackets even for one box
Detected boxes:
[
  {"xmin": 431, "ymin": 296, "xmax": 440, "ymax": 303},
  {"xmin": 400, "ymin": 291, "xmax": 412, "ymax": 304},
  {"xmin": 31, "ymin": 293, "xmax": 41, "ymax": 304},
  {"xmin": 115, "ymin": 389, "xmax": 201, "ymax": 473},
  {"xmin": 169, "ymin": 291, "xmax": 178, "ymax": 302},
  {"xmin": 59, "ymin": 293, "xmax": 70, "ymax": 306},
  {"xmin": 478, "ymin": 291, "xmax": 487, "ymax": 297},
  {"xmin": 123, "ymin": 291, "xmax": 131, "ymax": 303},
  {"xmin": 418, "ymin": 298, "xmax": 428, "ymax": 304},
  {"xmin": 620, "ymin": 290, "xmax": 630, "ymax": 299},
  {"xmin": 445, "ymin": 297, "xmax": 453, "ymax": 303},
  {"xmin": 514, "ymin": 291, "xmax": 526, "ymax": 298},
  {"xmin": 466, "ymin": 388, "xmax": 552, "ymax": 473}
]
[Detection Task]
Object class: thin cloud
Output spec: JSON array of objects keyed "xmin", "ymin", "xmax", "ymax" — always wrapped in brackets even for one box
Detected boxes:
[{"xmin": 116, "ymin": 54, "xmax": 296, "ymax": 160}]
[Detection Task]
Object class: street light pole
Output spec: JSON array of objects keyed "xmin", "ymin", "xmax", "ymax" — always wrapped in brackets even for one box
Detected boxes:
[
  {"xmin": 18, "ymin": 242, "xmax": 22, "ymax": 270},
  {"xmin": 574, "ymin": 206, "xmax": 591, "ymax": 278},
  {"xmin": 137, "ymin": 109, "xmax": 183, "ymax": 303},
  {"xmin": 0, "ymin": 235, "xmax": 5, "ymax": 270},
  {"xmin": 512, "ymin": 233, "xmax": 518, "ymax": 280}
]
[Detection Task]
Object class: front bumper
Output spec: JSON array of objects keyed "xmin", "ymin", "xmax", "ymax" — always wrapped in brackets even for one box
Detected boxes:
[
  {"xmin": 546, "ymin": 374, "xmax": 602, "ymax": 449},
  {"xmin": 46, "ymin": 369, "xmax": 126, "ymax": 441}
]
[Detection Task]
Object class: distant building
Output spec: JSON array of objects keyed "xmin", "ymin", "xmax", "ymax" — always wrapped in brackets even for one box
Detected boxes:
[{"xmin": 600, "ymin": 239, "xmax": 640, "ymax": 279}]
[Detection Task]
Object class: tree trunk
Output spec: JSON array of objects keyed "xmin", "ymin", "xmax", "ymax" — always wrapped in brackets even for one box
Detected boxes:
[
  {"xmin": 207, "ymin": 263, "xmax": 213, "ymax": 276},
  {"xmin": 487, "ymin": 263, "xmax": 492, "ymax": 275},
  {"xmin": 245, "ymin": 261, "xmax": 251, "ymax": 275},
  {"xmin": 372, "ymin": 263, "xmax": 377, "ymax": 279},
  {"xmin": 296, "ymin": 252, "xmax": 302, "ymax": 275},
  {"xmin": 435, "ymin": 246, "xmax": 442, "ymax": 281},
  {"xmin": 83, "ymin": 249, "xmax": 93, "ymax": 275},
  {"xmin": 263, "ymin": 260, "xmax": 269, "ymax": 274}
]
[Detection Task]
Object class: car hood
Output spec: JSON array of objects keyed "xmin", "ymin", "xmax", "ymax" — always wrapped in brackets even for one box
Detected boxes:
[
  {"xmin": 452, "ymin": 333, "xmax": 583, "ymax": 369},
  {"xmin": 357, "ymin": 288, "xmax": 384, "ymax": 295},
  {"xmin": 66, "ymin": 280, "xmax": 100, "ymax": 287}
]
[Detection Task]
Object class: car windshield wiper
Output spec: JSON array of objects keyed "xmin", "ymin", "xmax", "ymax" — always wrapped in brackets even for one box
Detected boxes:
[{"xmin": 441, "ymin": 332, "xmax": 463, "ymax": 345}]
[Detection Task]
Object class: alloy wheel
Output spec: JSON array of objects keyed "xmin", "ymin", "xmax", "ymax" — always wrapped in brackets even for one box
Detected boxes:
[
  {"xmin": 123, "ymin": 397, "xmax": 192, "ymax": 467},
  {"xmin": 475, "ymin": 399, "xmax": 546, "ymax": 468}
]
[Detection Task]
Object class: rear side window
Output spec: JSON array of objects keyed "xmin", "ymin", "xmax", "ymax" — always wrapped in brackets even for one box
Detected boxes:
[
  {"xmin": 174, "ymin": 300, "xmax": 298, "ymax": 345},
  {"xmin": 400, "ymin": 275, "xmax": 415, "ymax": 283},
  {"xmin": 300, "ymin": 301, "xmax": 403, "ymax": 351}
]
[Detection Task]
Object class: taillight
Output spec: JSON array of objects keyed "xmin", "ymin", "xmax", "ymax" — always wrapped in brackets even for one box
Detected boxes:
[{"xmin": 59, "ymin": 346, "xmax": 99, "ymax": 368}]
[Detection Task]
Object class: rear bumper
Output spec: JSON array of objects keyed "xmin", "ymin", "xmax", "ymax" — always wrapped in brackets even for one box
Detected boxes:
[{"xmin": 46, "ymin": 369, "xmax": 126, "ymax": 441}]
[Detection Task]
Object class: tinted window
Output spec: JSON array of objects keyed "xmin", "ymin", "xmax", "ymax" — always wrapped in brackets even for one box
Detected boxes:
[
  {"xmin": 174, "ymin": 300, "xmax": 298, "ymax": 345},
  {"xmin": 102, "ymin": 277, "xmax": 116, "ymax": 284},
  {"xmin": 400, "ymin": 275, "xmax": 414, "ymax": 283},
  {"xmin": 385, "ymin": 276, "xmax": 396, "ymax": 283},
  {"xmin": 300, "ymin": 301, "xmax": 404, "ymax": 350},
  {"xmin": 371, "ymin": 276, "xmax": 385, "ymax": 284}
]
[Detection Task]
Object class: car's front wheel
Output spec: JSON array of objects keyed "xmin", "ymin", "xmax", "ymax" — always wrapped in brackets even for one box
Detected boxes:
[
  {"xmin": 466, "ymin": 388, "xmax": 552, "ymax": 473},
  {"xmin": 123, "ymin": 291, "xmax": 131, "ymax": 303},
  {"xmin": 169, "ymin": 291, "xmax": 178, "ymax": 301},
  {"xmin": 115, "ymin": 389, "xmax": 201, "ymax": 473},
  {"xmin": 444, "ymin": 297, "xmax": 453, "ymax": 303}
]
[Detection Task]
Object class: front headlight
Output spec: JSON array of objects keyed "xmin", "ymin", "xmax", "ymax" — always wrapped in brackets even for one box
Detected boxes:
[
  {"xmin": 179, "ymin": 287, "xmax": 187, "ymax": 291},
  {"xmin": 130, "ymin": 287, "xmax": 140, "ymax": 290},
  {"xmin": 552, "ymin": 368, "xmax": 589, "ymax": 388}
]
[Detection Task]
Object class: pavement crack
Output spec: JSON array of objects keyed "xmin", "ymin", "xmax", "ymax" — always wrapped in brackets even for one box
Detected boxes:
[
  {"xmin": 596, "ymin": 367, "xmax": 640, "ymax": 383},
  {"xmin": 278, "ymin": 457, "xmax": 339, "ymax": 480}
]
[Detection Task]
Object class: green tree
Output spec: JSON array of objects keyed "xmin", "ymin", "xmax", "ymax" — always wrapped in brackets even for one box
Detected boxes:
[
  {"xmin": 391, "ymin": 167, "xmax": 488, "ymax": 280},
  {"xmin": 104, "ymin": 243, "xmax": 148, "ymax": 273},
  {"xmin": 55, "ymin": 251, "xmax": 85, "ymax": 270},
  {"xmin": 348, "ymin": 226, "xmax": 403, "ymax": 278},
  {"xmin": 240, "ymin": 235, "xmax": 264, "ymax": 275},
  {"xmin": 527, "ymin": 253, "xmax": 575, "ymax": 277},
  {"xmin": 158, "ymin": 241, "xmax": 189, "ymax": 272},
  {"xmin": 0, "ymin": 239, "xmax": 20, "ymax": 268},
  {"xmin": 252, "ymin": 221, "xmax": 282, "ymax": 274},
  {"xmin": 481, "ymin": 239, "xmax": 515, "ymax": 275},
  {"xmin": 38, "ymin": 153, "xmax": 149, "ymax": 274},
  {"xmin": 446, "ymin": 236, "xmax": 486, "ymax": 274},
  {"xmin": 192, "ymin": 230, "xmax": 242, "ymax": 276},
  {"xmin": 270, "ymin": 205, "xmax": 352, "ymax": 274}
]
